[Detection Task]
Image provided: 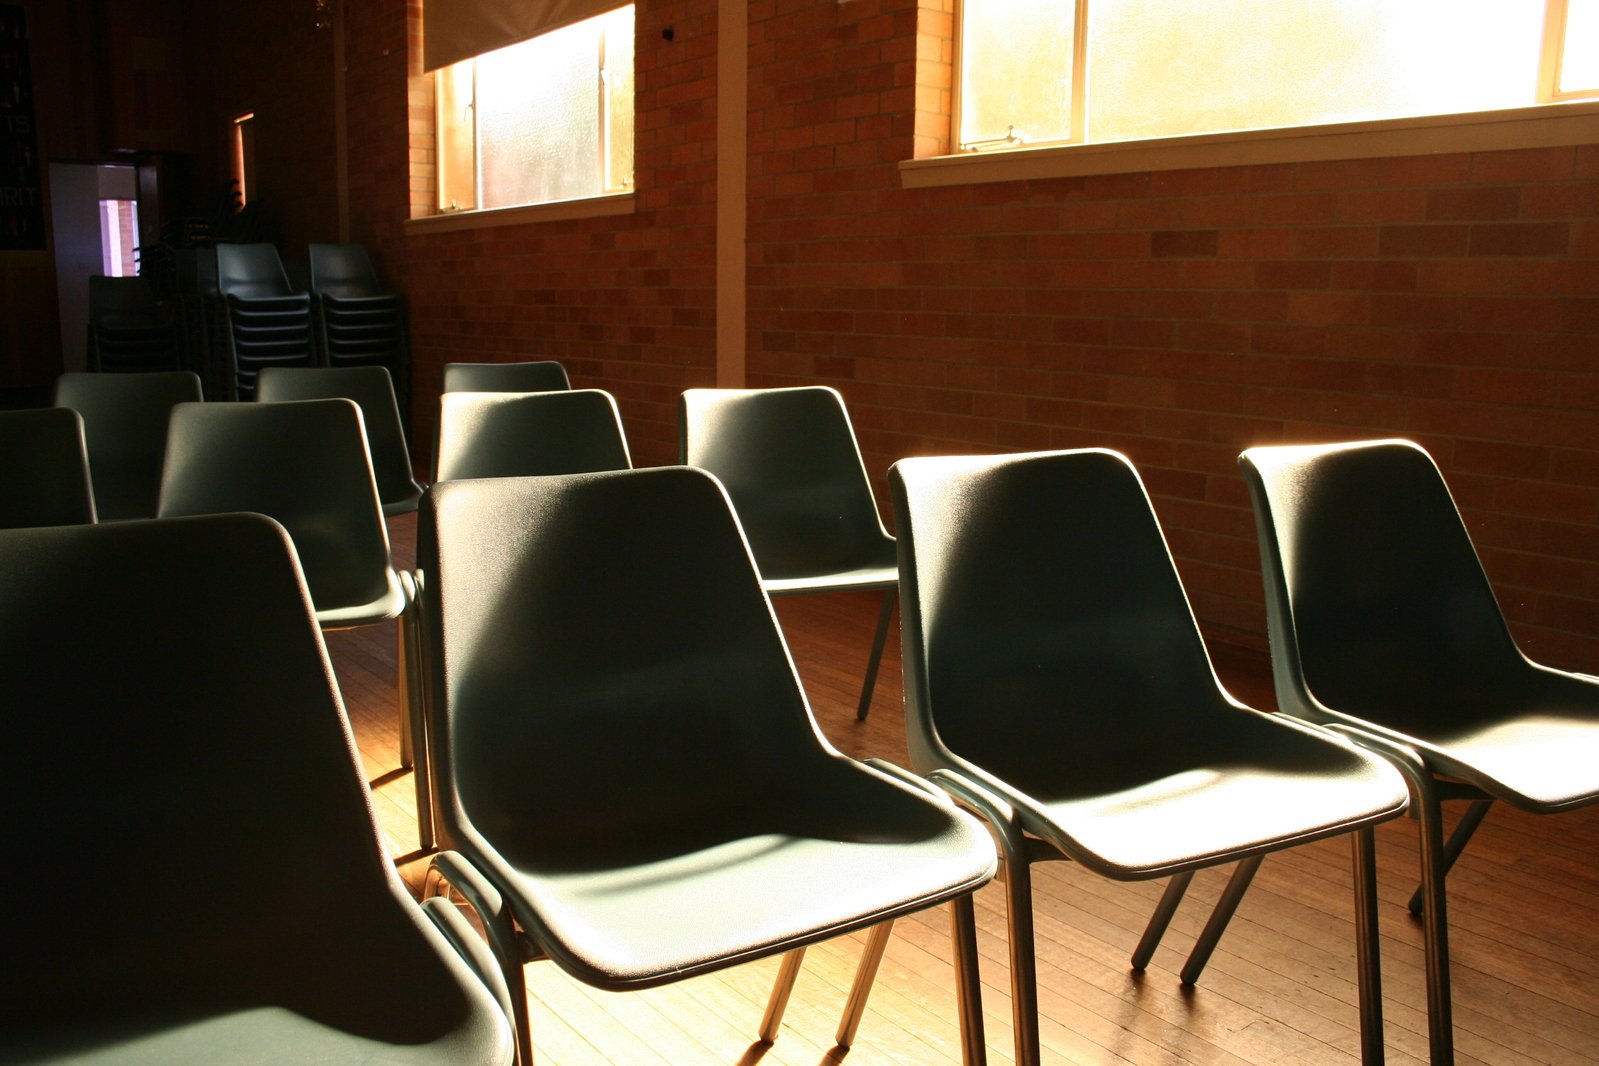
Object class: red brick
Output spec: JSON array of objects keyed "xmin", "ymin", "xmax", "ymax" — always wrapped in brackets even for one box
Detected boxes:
[
  {"xmin": 1152, "ymin": 229, "xmax": 1221, "ymax": 258},
  {"xmin": 1427, "ymin": 186, "xmax": 1522, "ymax": 221},
  {"xmin": 1378, "ymin": 224, "xmax": 1472, "ymax": 258},
  {"xmin": 1470, "ymin": 147, "xmax": 1576, "ymax": 184},
  {"xmin": 1286, "ymin": 292, "xmax": 1370, "ymax": 325},
  {"xmin": 1469, "ymin": 222, "xmax": 1570, "ymax": 257}
]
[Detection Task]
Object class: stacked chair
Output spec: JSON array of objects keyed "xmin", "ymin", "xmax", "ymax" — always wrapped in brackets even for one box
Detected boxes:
[
  {"xmin": 1241, "ymin": 438, "xmax": 1599, "ymax": 1065},
  {"xmin": 53, "ymin": 370, "xmax": 203, "ymax": 521},
  {"xmin": 415, "ymin": 467, "xmax": 998, "ymax": 1066},
  {"xmin": 679, "ymin": 386, "xmax": 899, "ymax": 720},
  {"xmin": 0, "ymin": 407, "xmax": 96, "ymax": 528},
  {"xmin": 309, "ymin": 243, "xmax": 412, "ymax": 415},
  {"xmin": 890, "ymin": 448, "xmax": 1411, "ymax": 1066},
  {"xmin": 0, "ymin": 513, "xmax": 514, "ymax": 1064},
  {"xmin": 86, "ymin": 275, "xmax": 181, "ymax": 373},
  {"xmin": 258, "ymin": 365, "xmax": 423, "ymax": 516},
  {"xmin": 216, "ymin": 242, "xmax": 315, "ymax": 399}
]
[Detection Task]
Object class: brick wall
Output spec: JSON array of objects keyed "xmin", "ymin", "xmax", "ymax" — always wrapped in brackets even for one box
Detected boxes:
[
  {"xmin": 745, "ymin": 0, "xmax": 1599, "ymax": 667},
  {"xmin": 332, "ymin": 0, "xmax": 1598, "ymax": 667}
]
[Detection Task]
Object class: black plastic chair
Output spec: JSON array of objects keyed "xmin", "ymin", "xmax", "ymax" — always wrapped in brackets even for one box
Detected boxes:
[
  {"xmin": 1240, "ymin": 438, "xmax": 1599, "ymax": 1065},
  {"xmin": 0, "ymin": 513, "xmax": 514, "ymax": 1064},
  {"xmin": 0, "ymin": 407, "xmax": 96, "ymax": 528},
  {"xmin": 258, "ymin": 365, "xmax": 424, "ymax": 516},
  {"xmin": 308, "ymin": 243, "xmax": 411, "ymax": 412},
  {"xmin": 53, "ymin": 370, "xmax": 203, "ymax": 521},
  {"xmin": 441, "ymin": 361, "xmax": 571, "ymax": 394},
  {"xmin": 433, "ymin": 389, "xmax": 631, "ymax": 483},
  {"xmin": 417, "ymin": 467, "xmax": 997, "ymax": 1066},
  {"xmin": 216, "ymin": 243, "xmax": 315, "ymax": 399},
  {"xmin": 891, "ymin": 448, "xmax": 1411, "ymax": 1066},
  {"xmin": 679, "ymin": 386, "xmax": 897, "ymax": 720},
  {"xmin": 158, "ymin": 399, "xmax": 428, "ymax": 844},
  {"xmin": 86, "ymin": 275, "xmax": 181, "ymax": 373}
]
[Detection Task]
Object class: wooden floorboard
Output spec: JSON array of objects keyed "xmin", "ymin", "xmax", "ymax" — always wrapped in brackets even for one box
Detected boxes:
[{"xmin": 326, "ymin": 511, "xmax": 1599, "ymax": 1064}]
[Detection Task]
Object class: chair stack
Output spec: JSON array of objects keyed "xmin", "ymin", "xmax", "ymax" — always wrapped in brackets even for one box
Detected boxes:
[
  {"xmin": 310, "ymin": 243, "xmax": 411, "ymax": 414},
  {"xmin": 216, "ymin": 243, "xmax": 315, "ymax": 399},
  {"xmin": 86, "ymin": 275, "xmax": 181, "ymax": 373}
]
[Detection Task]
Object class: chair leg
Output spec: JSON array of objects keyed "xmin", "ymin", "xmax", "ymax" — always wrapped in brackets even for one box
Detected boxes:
[
  {"xmin": 1180, "ymin": 855, "xmax": 1263, "ymax": 986},
  {"xmin": 400, "ymin": 605, "xmax": 435, "ymax": 852},
  {"xmin": 1372, "ymin": 753, "xmax": 1455, "ymax": 1065},
  {"xmin": 836, "ymin": 920, "xmax": 895, "ymax": 1047},
  {"xmin": 856, "ymin": 589, "xmax": 896, "ymax": 721},
  {"xmin": 397, "ymin": 615, "xmax": 415, "ymax": 771},
  {"xmin": 501, "ymin": 947, "xmax": 534, "ymax": 1066},
  {"xmin": 950, "ymin": 895, "xmax": 988, "ymax": 1066},
  {"xmin": 759, "ymin": 947, "xmax": 807, "ymax": 1043},
  {"xmin": 1352, "ymin": 827, "xmax": 1386, "ymax": 1065},
  {"xmin": 1000, "ymin": 843, "xmax": 1041, "ymax": 1066},
  {"xmin": 1131, "ymin": 870, "xmax": 1195, "ymax": 972},
  {"xmin": 1406, "ymin": 799, "xmax": 1492, "ymax": 916}
]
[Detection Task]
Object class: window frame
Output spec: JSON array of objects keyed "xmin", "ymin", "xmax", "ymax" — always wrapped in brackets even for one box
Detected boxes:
[{"xmin": 427, "ymin": 4, "xmax": 636, "ymax": 221}]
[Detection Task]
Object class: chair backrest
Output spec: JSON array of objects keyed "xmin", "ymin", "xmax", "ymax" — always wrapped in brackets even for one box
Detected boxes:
[
  {"xmin": 309, "ymin": 242, "xmax": 384, "ymax": 299},
  {"xmin": 891, "ymin": 449, "xmax": 1233, "ymax": 779},
  {"xmin": 0, "ymin": 407, "xmax": 96, "ymax": 528},
  {"xmin": 434, "ymin": 389, "xmax": 631, "ymax": 482},
  {"xmin": 53, "ymin": 370, "xmax": 203, "ymax": 521},
  {"xmin": 159, "ymin": 399, "xmax": 395, "ymax": 614},
  {"xmin": 0, "ymin": 514, "xmax": 492, "ymax": 1045},
  {"xmin": 257, "ymin": 365, "xmax": 421, "ymax": 515},
  {"xmin": 1240, "ymin": 439, "xmax": 1533, "ymax": 724},
  {"xmin": 441, "ymin": 360, "xmax": 571, "ymax": 394},
  {"xmin": 215, "ymin": 242, "xmax": 294, "ymax": 300},
  {"xmin": 679, "ymin": 386, "xmax": 892, "ymax": 580},
  {"xmin": 420, "ymin": 467, "xmax": 829, "ymax": 856}
]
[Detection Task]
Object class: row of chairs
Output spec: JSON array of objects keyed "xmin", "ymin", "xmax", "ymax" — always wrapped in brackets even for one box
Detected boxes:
[
  {"xmin": 405, "ymin": 381, "xmax": 1599, "ymax": 1065},
  {"xmin": 5, "ymin": 364, "xmax": 1596, "ymax": 1063}
]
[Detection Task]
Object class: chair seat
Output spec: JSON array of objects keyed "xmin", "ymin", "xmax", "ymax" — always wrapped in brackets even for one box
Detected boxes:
[
  {"xmin": 1372, "ymin": 701, "xmax": 1599, "ymax": 812},
  {"xmin": 314, "ymin": 566, "xmax": 410, "ymax": 630},
  {"xmin": 762, "ymin": 561, "xmax": 897, "ymax": 595},
  {"xmin": 382, "ymin": 485, "xmax": 425, "ymax": 517},
  {"xmin": 471, "ymin": 758, "xmax": 995, "ymax": 990},
  {"xmin": 1003, "ymin": 715, "xmax": 1408, "ymax": 879},
  {"xmin": 9, "ymin": 995, "xmax": 508, "ymax": 1066}
]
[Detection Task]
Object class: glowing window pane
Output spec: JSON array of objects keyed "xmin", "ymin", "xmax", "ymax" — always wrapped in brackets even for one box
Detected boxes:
[
  {"xmin": 477, "ymin": 19, "xmax": 602, "ymax": 208},
  {"xmin": 959, "ymin": 0, "xmax": 1074, "ymax": 147},
  {"xmin": 433, "ymin": 5, "xmax": 634, "ymax": 212},
  {"xmin": 1562, "ymin": 0, "xmax": 1599, "ymax": 93},
  {"xmin": 1087, "ymin": 0, "xmax": 1543, "ymax": 144}
]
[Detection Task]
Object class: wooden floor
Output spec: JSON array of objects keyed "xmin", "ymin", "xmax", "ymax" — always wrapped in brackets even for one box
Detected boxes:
[{"xmin": 332, "ymin": 512, "xmax": 1599, "ymax": 1065}]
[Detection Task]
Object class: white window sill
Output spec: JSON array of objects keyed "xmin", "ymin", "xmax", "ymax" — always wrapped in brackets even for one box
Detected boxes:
[
  {"xmin": 900, "ymin": 100, "xmax": 1599, "ymax": 188},
  {"xmin": 406, "ymin": 191, "xmax": 635, "ymax": 233}
]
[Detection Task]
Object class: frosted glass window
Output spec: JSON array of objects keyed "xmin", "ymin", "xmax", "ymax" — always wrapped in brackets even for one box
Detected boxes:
[
  {"xmin": 956, "ymin": 0, "xmax": 1590, "ymax": 153},
  {"xmin": 434, "ymin": 5, "xmax": 633, "ymax": 212},
  {"xmin": 959, "ymin": 0, "xmax": 1075, "ymax": 147},
  {"xmin": 478, "ymin": 24, "xmax": 601, "ymax": 207},
  {"xmin": 1561, "ymin": 0, "xmax": 1599, "ymax": 94},
  {"xmin": 1089, "ymin": 0, "xmax": 1540, "ymax": 143}
]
